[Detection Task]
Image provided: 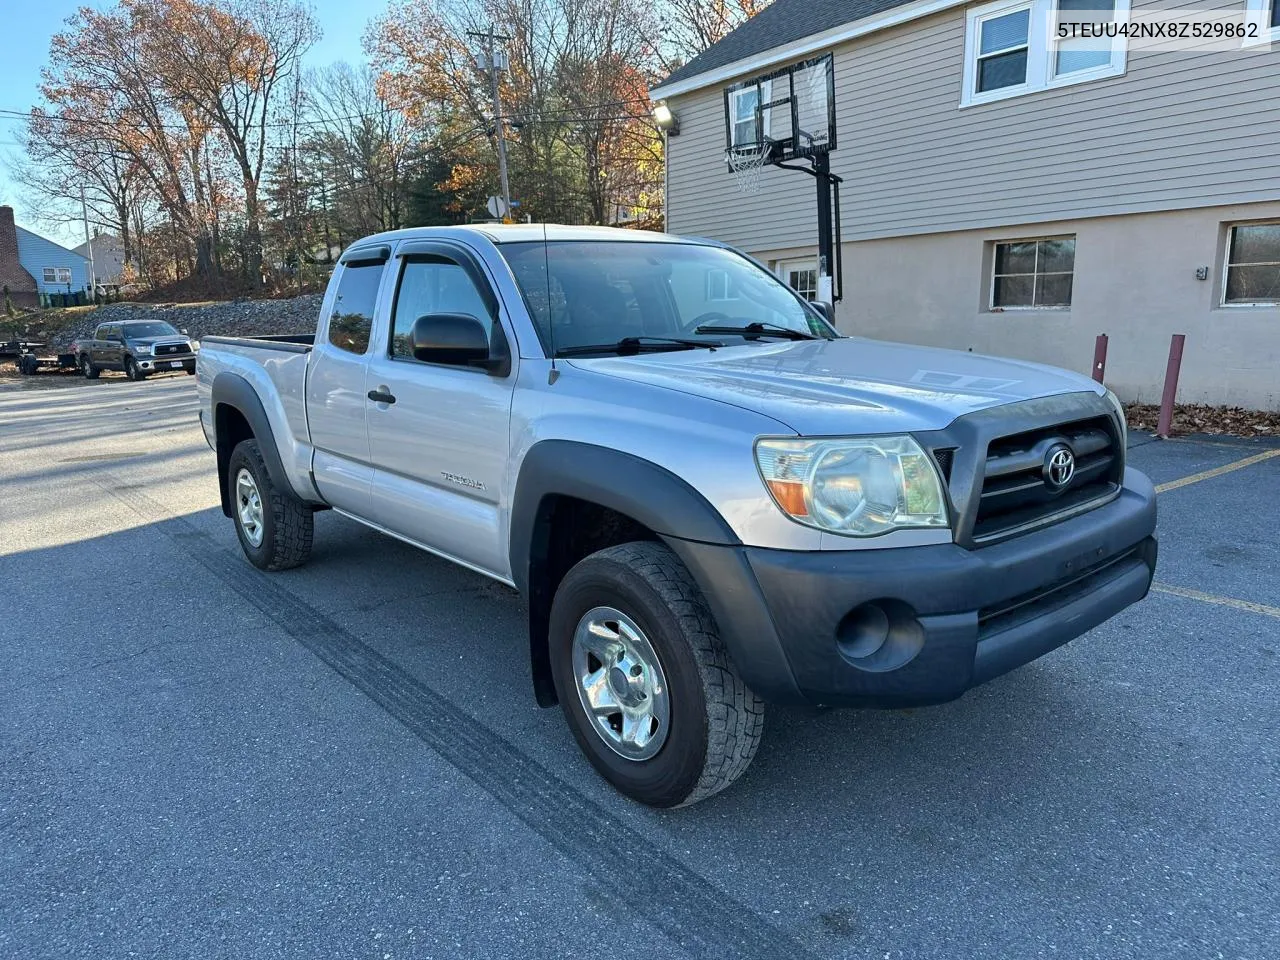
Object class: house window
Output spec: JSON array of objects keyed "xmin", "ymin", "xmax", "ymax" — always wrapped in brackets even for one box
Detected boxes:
[
  {"xmin": 991, "ymin": 236, "xmax": 1075, "ymax": 309},
  {"xmin": 42, "ymin": 267, "xmax": 72, "ymax": 284},
  {"xmin": 775, "ymin": 260, "xmax": 819, "ymax": 300},
  {"xmin": 1223, "ymin": 223, "xmax": 1280, "ymax": 305},
  {"xmin": 962, "ymin": 0, "xmax": 1127, "ymax": 107},
  {"xmin": 728, "ymin": 80, "xmax": 771, "ymax": 149},
  {"xmin": 1242, "ymin": 0, "xmax": 1280, "ymax": 44},
  {"xmin": 975, "ymin": 7, "xmax": 1031, "ymax": 94}
]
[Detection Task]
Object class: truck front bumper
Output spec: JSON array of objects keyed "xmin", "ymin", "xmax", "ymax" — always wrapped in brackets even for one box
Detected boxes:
[
  {"xmin": 671, "ymin": 467, "xmax": 1157, "ymax": 708},
  {"xmin": 137, "ymin": 354, "xmax": 196, "ymax": 372}
]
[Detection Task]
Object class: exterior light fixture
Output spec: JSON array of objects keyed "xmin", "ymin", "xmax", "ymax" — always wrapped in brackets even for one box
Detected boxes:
[{"xmin": 652, "ymin": 101, "xmax": 679, "ymax": 135}]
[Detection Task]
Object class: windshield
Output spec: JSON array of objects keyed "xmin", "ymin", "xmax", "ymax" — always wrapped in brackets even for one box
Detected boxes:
[
  {"xmin": 124, "ymin": 321, "xmax": 180, "ymax": 339},
  {"xmin": 499, "ymin": 240, "xmax": 836, "ymax": 355}
]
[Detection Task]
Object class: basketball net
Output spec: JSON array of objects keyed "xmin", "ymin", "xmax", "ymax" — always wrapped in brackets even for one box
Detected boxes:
[{"xmin": 726, "ymin": 145, "xmax": 770, "ymax": 194}]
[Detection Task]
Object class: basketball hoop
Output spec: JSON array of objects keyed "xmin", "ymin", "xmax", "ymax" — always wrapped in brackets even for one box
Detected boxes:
[{"xmin": 725, "ymin": 141, "xmax": 774, "ymax": 194}]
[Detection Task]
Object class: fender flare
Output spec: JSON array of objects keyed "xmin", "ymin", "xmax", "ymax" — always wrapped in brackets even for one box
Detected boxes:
[
  {"xmin": 509, "ymin": 440, "xmax": 741, "ymax": 706},
  {"xmin": 210, "ymin": 372, "xmax": 293, "ymax": 518}
]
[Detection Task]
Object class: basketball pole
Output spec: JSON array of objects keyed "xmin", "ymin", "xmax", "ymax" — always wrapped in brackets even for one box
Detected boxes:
[{"xmin": 814, "ymin": 153, "xmax": 834, "ymax": 305}]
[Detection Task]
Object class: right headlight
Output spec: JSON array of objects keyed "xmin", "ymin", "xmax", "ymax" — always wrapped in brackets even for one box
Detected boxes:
[{"xmin": 755, "ymin": 435, "xmax": 949, "ymax": 537}]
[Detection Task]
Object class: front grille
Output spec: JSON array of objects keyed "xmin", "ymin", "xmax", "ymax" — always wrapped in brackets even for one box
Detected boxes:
[
  {"xmin": 154, "ymin": 342, "xmax": 188, "ymax": 356},
  {"xmin": 972, "ymin": 416, "xmax": 1121, "ymax": 542}
]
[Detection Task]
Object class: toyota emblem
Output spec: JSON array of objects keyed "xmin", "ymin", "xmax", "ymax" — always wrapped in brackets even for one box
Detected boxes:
[{"xmin": 1044, "ymin": 445, "xmax": 1076, "ymax": 491}]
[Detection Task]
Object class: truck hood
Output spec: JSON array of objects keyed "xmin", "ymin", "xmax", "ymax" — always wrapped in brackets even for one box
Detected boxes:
[{"xmin": 570, "ymin": 337, "xmax": 1103, "ymax": 435}]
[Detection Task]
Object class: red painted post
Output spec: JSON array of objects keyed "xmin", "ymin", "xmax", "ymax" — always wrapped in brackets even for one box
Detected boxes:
[
  {"xmin": 1156, "ymin": 334, "xmax": 1186, "ymax": 439},
  {"xmin": 1091, "ymin": 334, "xmax": 1108, "ymax": 383}
]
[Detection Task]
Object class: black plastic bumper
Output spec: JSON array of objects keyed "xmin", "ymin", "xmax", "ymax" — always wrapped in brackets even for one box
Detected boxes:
[{"xmin": 668, "ymin": 468, "xmax": 1157, "ymax": 708}]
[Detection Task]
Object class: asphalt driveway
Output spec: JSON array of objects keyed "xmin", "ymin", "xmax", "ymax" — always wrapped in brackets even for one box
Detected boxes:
[{"xmin": 1, "ymin": 376, "xmax": 1277, "ymax": 959}]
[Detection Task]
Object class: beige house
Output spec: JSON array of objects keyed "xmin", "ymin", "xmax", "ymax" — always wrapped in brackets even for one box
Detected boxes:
[{"xmin": 651, "ymin": 0, "xmax": 1280, "ymax": 409}]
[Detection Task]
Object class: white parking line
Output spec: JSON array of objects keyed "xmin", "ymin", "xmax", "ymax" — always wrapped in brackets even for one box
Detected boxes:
[{"xmin": 1152, "ymin": 583, "xmax": 1280, "ymax": 620}]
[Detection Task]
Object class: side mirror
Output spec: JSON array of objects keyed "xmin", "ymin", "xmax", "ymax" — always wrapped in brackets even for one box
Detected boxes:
[
  {"xmin": 181, "ymin": 328, "xmax": 189, "ymax": 335},
  {"xmin": 411, "ymin": 313, "xmax": 509, "ymax": 376},
  {"xmin": 810, "ymin": 301, "xmax": 835, "ymax": 325}
]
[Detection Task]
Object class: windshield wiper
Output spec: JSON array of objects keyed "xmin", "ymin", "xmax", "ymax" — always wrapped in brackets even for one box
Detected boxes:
[
  {"xmin": 554, "ymin": 336, "xmax": 722, "ymax": 358},
  {"xmin": 693, "ymin": 321, "xmax": 819, "ymax": 341}
]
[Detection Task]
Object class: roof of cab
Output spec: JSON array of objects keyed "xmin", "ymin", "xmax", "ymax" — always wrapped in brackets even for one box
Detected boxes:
[{"xmin": 353, "ymin": 223, "xmax": 707, "ymax": 247}]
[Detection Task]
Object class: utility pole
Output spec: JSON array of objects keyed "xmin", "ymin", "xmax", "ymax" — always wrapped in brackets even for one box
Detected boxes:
[
  {"xmin": 469, "ymin": 25, "xmax": 512, "ymax": 221},
  {"xmin": 80, "ymin": 185, "xmax": 96, "ymax": 301}
]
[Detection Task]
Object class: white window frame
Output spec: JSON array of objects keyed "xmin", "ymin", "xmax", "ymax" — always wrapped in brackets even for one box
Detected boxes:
[
  {"xmin": 41, "ymin": 267, "xmax": 72, "ymax": 284},
  {"xmin": 961, "ymin": 0, "xmax": 1129, "ymax": 108},
  {"xmin": 42, "ymin": 268, "xmax": 56, "ymax": 283},
  {"xmin": 776, "ymin": 258, "xmax": 819, "ymax": 301},
  {"xmin": 1221, "ymin": 221, "xmax": 1280, "ymax": 308},
  {"xmin": 1243, "ymin": 0, "xmax": 1280, "ymax": 47},
  {"xmin": 728, "ymin": 79, "xmax": 772, "ymax": 149},
  {"xmin": 989, "ymin": 234, "xmax": 1076, "ymax": 311}
]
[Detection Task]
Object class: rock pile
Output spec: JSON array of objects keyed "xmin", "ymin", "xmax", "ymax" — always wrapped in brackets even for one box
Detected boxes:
[{"xmin": 55, "ymin": 295, "xmax": 323, "ymax": 348}]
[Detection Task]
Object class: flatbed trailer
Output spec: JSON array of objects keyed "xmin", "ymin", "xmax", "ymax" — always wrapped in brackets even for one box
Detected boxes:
[{"xmin": 9, "ymin": 343, "xmax": 79, "ymax": 375}]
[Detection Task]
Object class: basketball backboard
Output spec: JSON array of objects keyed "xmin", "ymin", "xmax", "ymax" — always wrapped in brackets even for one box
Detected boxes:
[{"xmin": 722, "ymin": 54, "xmax": 836, "ymax": 168}]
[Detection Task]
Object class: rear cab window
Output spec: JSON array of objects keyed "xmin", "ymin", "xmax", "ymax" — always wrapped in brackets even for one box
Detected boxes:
[{"xmin": 326, "ymin": 261, "xmax": 385, "ymax": 355}]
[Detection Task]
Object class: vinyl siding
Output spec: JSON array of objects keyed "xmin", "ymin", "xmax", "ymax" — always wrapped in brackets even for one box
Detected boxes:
[
  {"xmin": 666, "ymin": 0, "xmax": 1280, "ymax": 250},
  {"xmin": 15, "ymin": 227, "xmax": 90, "ymax": 294}
]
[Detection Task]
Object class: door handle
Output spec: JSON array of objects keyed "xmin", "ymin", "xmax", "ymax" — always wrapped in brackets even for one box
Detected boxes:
[{"xmin": 367, "ymin": 389, "xmax": 396, "ymax": 405}]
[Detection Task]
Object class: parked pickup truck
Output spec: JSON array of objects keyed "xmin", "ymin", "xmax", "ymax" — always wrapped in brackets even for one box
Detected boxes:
[
  {"xmin": 76, "ymin": 319, "xmax": 198, "ymax": 380},
  {"xmin": 198, "ymin": 225, "xmax": 1157, "ymax": 807}
]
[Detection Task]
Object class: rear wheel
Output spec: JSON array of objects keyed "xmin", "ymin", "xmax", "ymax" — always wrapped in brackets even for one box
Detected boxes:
[
  {"xmin": 549, "ymin": 541, "xmax": 764, "ymax": 807},
  {"xmin": 124, "ymin": 357, "xmax": 146, "ymax": 381},
  {"xmin": 81, "ymin": 355, "xmax": 99, "ymax": 379},
  {"xmin": 227, "ymin": 439, "xmax": 313, "ymax": 571}
]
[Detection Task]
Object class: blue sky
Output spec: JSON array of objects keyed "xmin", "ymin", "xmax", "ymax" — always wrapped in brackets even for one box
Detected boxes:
[{"xmin": 0, "ymin": 0, "xmax": 374, "ymax": 245}]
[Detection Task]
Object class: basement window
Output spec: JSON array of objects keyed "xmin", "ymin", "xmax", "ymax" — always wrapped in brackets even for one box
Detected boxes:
[
  {"xmin": 991, "ymin": 236, "xmax": 1075, "ymax": 309},
  {"xmin": 1223, "ymin": 223, "xmax": 1280, "ymax": 305}
]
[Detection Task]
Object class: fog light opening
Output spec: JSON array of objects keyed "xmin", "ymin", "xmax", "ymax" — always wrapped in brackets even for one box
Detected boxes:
[
  {"xmin": 835, "ymin": 599, "xmax": 925, "ymax": 672},
  {"xmin": 836, "ymin": 603, "xmax": 889, "ymax": 660}
]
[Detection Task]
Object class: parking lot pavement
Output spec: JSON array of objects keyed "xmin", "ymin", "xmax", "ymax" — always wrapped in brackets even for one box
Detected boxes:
[{"xmin": 2, "ymin": 378, "xmax": 1277, "ymax": 960}]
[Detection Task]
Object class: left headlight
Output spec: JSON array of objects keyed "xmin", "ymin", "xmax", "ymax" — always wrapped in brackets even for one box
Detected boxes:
[
  {"xmin": 133, "ymin": 343, "xmax": 152, "ymax": 355},
  {"xmin": 190, "ymin": 340, "xmax": 200, "ymax": 352},
  {"xmin": 755, "ymin": 435, "xmax": 949, "ymax": 537}
]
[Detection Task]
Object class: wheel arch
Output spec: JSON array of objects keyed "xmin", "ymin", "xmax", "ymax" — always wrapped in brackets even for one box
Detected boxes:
[
  {"xmin": 509, "ymin": 440, "xmax": 740, "ymax": 707},
  {"xmin": 211, "ymin": 373, "xmax": 292, "ymax": 519}
]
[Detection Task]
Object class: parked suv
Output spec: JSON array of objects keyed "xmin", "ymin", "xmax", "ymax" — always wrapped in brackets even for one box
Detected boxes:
[
  {"xmin": 78, "ymin": 320, "xmax": 198, "ymax": 380},
  {"xmin": 198, "ymin": 225, "xmax": 1157, "ymax": 807}
]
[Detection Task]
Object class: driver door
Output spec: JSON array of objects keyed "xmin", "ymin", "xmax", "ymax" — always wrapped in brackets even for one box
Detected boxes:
[{"xmin": 364, "ymin": 241, "xmax": 516, "ymax": 580}]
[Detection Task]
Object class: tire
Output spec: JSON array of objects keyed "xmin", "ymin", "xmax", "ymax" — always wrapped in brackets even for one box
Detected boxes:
[
  {"xmin": 81, "ymin": 355, "xmax": 99, "ymax": 379},
  {"xmin": 124, "ymin": 357, "xmax": 146, "ymax": 381},
  {"xmin": 549, "ymin": 541, "xmax": 764, "ymax": 808},
  {"xmin": 185, "ymin": 364, "xmax": 197, "ymax": 376},
  {"xmin": 226, "ymin": 439, "xmax": 313, "ymax": 571}
]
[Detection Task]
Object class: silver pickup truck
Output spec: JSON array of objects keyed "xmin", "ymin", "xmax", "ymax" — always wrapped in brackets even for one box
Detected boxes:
[{"xmin": 198, "ymin": 224, "xmax": 1157, "ymax": 807}]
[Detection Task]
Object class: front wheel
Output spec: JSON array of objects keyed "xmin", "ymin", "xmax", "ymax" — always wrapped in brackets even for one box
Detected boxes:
[
  {"xmin": 227, "ymin": 439, "xmax": 313, "ymax": 571},
  {"xmin": 124, "ymin": 357, "xmax": 146, "ymax": 381},
  {"xmin": 549, "ymin": 541, "xmax": 764, "ymax": 807}
]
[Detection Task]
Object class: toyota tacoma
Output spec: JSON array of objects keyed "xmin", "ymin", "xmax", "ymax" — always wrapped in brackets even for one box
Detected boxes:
[{"xmin": 197, "ymin": 225, "xmax": 1157, "ymax": 807}]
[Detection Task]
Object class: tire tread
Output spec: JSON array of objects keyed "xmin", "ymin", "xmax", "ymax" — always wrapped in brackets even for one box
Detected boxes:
[{"xmin": 585, "ymin": 542, "xmax": 764, "ymax": 806}]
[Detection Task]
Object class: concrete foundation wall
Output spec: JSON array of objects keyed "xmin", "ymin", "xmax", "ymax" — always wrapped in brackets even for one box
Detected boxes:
[{"xmin": 749, "ymin": 201, "xmax": 1280, "ymax": 410}]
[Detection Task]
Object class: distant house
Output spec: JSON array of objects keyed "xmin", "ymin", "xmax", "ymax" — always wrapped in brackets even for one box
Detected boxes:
[
  {"xmin": 74, "ymin": 233, "xmax": 127, "ymax": 286},
  {"xmin": 0, "ymin": 205, "xmax": 91, "ymax": 307},
  {"xmin": 651, "ymin": 0, "xmax": 1280, "ymax": 409}
]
